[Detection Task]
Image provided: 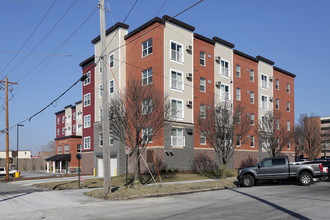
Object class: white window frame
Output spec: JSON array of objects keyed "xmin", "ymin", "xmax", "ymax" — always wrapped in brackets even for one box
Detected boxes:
[
  {"xmin": 99, "ymin": 108, "xmax": 103, "ymax": 121},
  {"xmin": 236, "ymin": 135, "xmax": 241, "ymax": 147},
  {"xmin": 200, "ymin": 104, "xmax": 206, "ymax": 118},
  {"xmin": 142, "ymin": 68, "xmax": 153, "ymax": 85},
  {"xmin": 236, "ymin": 88, "xmax": 241, "ymax": 101},
  {"xmin": 84, "ymin": 137, "xmax": 91, "ymax": 150},
  {"xmin": 276, "ymin": 118, "xmax": 280, "ymax": 130},
  {"xmin": 73, "ymin": 125, "xmax": 76, "ymax": 133},
  {"xmin": 220, "ymin": 84, "xmax": 230, "ymax": 101},
  {"xmin": 261, "ymin": 74, "xmax": 268, "ymax": 89},
  {"xmin": 275, "ymin": 79, "xmax": 279, "ymax": 90},
  {"xmin": 58, "ymin": 145, "xmax": 62, "ymax": 154},
  {"xmin": 84, "ymin": 93, "xmax": 91, "ymax": 107},
  {"xmin": 287, "ymin": 83, "xmax": 290, "ymax": 94},
  {"xmin": 250, "ymin": 70, "xmax": 254, "ymax": 82},
  {"xmin": 220, "ymin": 59, "xmax": 230, "ymax": 77},
  {"xmin": 109, "ymin": 133, "xmax": 114, "ymax": 146},
  {"xmin": 84, "ymin": 71, "xmax": 91, "ymax": 86},
  {"xmin": 251, "ymin": 135, "xmax": 255, "ymax": 148},
  {"xmin": 287, "ymin": 102, "xmax": 290, "ymax": 112},
  {"xmin": 73, "ymin": 112, "xmax": 76, "ymax": 120},
  {"xmin": 200, "ymin": 77, "xmax": 206, "ymax": 92},
  {"xmin": 276, "ymin": 98, "xmax": 279, "ymax": 110},
  {"xmin": 170, "ymin": 41, "xmax": 184, "ymax": 63},
  {"xmin": 84, "ymin": 115, "xmax": 91, "ymax": 128},
  {"xmin": 236, "ymin": 64, "xmax": 241, "ymax": 77},
  {"xmin": 64, "ymin": 144, "xmax": 69, "ymax": 153},
  {"xmin": 200, "ymin": 131, "xmax": 206, "ymax": 145},
  {"xmin": 170, "ymin": 69, "xmax": 183, "ymax": 91},
  {"xmin": 99, "ymin": 60, "xmax": 103, "ymax": 74},
  {"xmin": 251, "ymin": 113, "xmax": 255, "ymax": 125},
  {"xmin": 250, "ymin": 92, "xmax": 254, "ymax": 104},
  {"xmin": 287, "ymin": 120, "xmax": 290, "ymax": 131},
  {"xmin": 261, "ymin": 94, "xmax": 269, "ymax": 110},
  {"xmin": 200, "ymin": 51, "xmax": 205, "ymax": 66},
  {"xmin": 287, "ymin": 140, "xmax": 291, "ymax": 149},
  {"xmin": 109, "ymin": 53, "xmax": 114, "ymax": 68},
  {"xmin": 171, "ymin": 128, "xmax": 185, "ymax": 147},
  {"xmin": 142, "ymin": 38, "xmax": 153, "ymax": 57},
  {"xmin": 62, "ymin": 127, "xmax": 65, "ymax": 135},
  {"xmin": 142, "ymin": 98, "xmax": 153, "ymax": 115},
  {"xmin": 99, "ymin": 84, "xmax": 103, "ymax": 98},
  {"xmin": 109, "ymin": 80, "xmax": 114, "ymax": 94},
  {"xmin": 171, "ymin": 98, "xmax": 184, "ymax": 120},
  {"xmin": 62, "ymin": 116, "xmax": 64, "ymax": 123},
  {"xmin": 142, "ymin": 127, "xmax": 153, "ymax": 143},
  {"xmin": 57, "ymin": 117, "xmax": 60, "ymax": 125},
  {"xmin": 57, "ymin": 128, "xmax": 59, "ymax": 136},
  {"xmin": 99, "ymin": 133, "xmax": 103, "ymax": 146}
]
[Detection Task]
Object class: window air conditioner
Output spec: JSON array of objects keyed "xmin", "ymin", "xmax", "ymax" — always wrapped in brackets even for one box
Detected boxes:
[
  {"xmin": 186, "ymin": 45, "xmax": 192, "ymax": 52},
  {"xmin": 186, "ymin": 73, "xmax": 192, "ymax": 79},
  {"xmin": 186, "ymin": 101, "xmax": 193, "ymax": 106},
  {"xmin": 215, "ymin": 56, "xmax": 221, "ymax": 62},
  {"xmin": 215, "ymin": 81, "xmax": 221, "ymax": 86}
]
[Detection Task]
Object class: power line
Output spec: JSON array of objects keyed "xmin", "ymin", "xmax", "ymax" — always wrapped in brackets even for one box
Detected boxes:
[
  {"xmin": 0, "ymin": 50, "xmax": 74, "ymax": 57},
  {"xmin": 0, "ymin": 0, "xmax": 57, "ymax": 78}
]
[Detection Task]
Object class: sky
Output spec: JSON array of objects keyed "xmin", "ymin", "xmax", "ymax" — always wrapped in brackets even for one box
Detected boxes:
[{"xmin": 0, "ymin": 0, "xmax": 329, "ymax": 155}]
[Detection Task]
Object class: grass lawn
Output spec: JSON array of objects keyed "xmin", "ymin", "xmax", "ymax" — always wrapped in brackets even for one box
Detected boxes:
[{"xmin": 35, "ymin": 169, "xmax": 238, "ymax": 200}]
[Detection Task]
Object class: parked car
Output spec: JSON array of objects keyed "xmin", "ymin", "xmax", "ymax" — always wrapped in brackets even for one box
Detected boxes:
[
  {"xmin": 320, "ymin": 161, "xmax": 330, "ymax": 181},
  {"xmin": 0, "ymin": 167, "xmax": 20, "ymax": 177},
  {"xmin": 237, "ymin": 157, "xmax": 324, "ymax": 187}
]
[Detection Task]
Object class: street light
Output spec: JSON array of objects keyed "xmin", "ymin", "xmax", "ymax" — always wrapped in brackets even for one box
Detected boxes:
[{"xmin": 17, "ymin": 124, "xmax": 24, "ymax": 171}]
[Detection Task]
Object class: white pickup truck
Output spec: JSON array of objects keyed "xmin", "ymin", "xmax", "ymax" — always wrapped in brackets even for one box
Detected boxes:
[{"xmin": 0, "ymin": 167, "xmax": 20, "ymax": 177}]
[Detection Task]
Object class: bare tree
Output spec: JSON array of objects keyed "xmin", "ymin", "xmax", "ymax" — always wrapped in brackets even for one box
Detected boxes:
[
  {"xmin": 258, "ymin": 111, "xmax": 293, "ymax": 157},
  {"xmin": 196, "ymin": 103, "xmax": 251, "ymax": 179},
  {"xmin": 108, "ymin": 79, "xmax": 171, "ymax": 186},
  {"xmin": 294, "ymin": 123, "xmax": 305, "ymax": 159},
  {"xmin": 40, "ymin": 140, "xmax": 55, "ymax": 156},
  {"xmin": 299, "ymin": 114, "xmax": 322, "ymax": 160}
]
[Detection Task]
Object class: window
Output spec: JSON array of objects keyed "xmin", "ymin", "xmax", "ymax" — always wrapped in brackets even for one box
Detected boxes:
[
  {"xmin": 200, "ymin": 51, "xmax": 205, "ymax": 66},
  {"xmin": 251, "ymin": 136, "xmax": 255, "ymax": 147},
  {"xmin": 287, "ymin": 140, "xmax": 291, "ymax": 149},
  {"xmin": 171, "ymin": 99, "xmax": 183, "ymax": 119},
  {"xmin": 57, "ymin": 117, "xmax": 60, "ymax": 125},
  {"xmin": 73, "ymin": 112, "xmax": 76, "ymax": 120},
  {"xmin": 77, "ymin": 144, "xmax": 82, "ymax": 152},
  {"xmin": 276, "ymin": 79, "xmax": 279, "ymax": 90},
  {"xmin": 276, "ymin": 138, "xmax": 280, "ymax": 149},
  {"xmin": 250, "ymin": 92, "xmax": 254, "ymax": 104},
  {"xmin": 171, "ymin": 70, "xmax": 183, "ymax": 91},
  {"xmin": 236, "ymin": 65, "xmax": 240, "ymax": 77},
  {"xmin": 58, "ymin": 145, "xmax": 62, "ymax": 154},
  {"xmin": 84, "ymin": 137, "xmax": 91, "ymax": 150},
  {"xmin": 84, "ymin": 71, "xmax": 91, "ymax": 86},
  {"xmin": 62, "ymin": 127, "xmax": 65, "ymax": 135},
  {"xmin": 237, "ymin": 111, "xmax": 241, "ymax": 124},
  {"xmin": 200, "ymin": 131, "xmax": 206, "ymax": 145},
  {"xmin": 261, "ymin": 95, "xmax": 268, "ymax": 109},
  {"xmin": 220, "ymin": 60, "xmax": 229, "ymax": 77},
  {"xmin": 142, "ymin": 98, "xmax": 153, "ymax": 115},
  {"xmin": 250, "ymin": 113, "xmax": 255, "ymax": 125},
  {"xmin": 200, "ymin": 78, "xmax": 206, "ymax": 92},
  {"xmin": 287, "ymin": 102, "xmax": 290, "ymax": 112},
  {"xmin": 276, "ymin": 98, "xmax": 279, "ymax": 110},
  {"xmin": 287, "ymin": 120, "xmax": 290, "ymax": 131},
  {"xmin": 109, "ymin": 54, "xmax": 114, "ymax": 68},
  {"xmin": 109, "ymin": 80, "xmax": 114, "ymax": 94},
  {"xmin": 73, "ymin": 125, "xmax": 76, "ymax": 132},
  {"xmin": 287, "ymin": 83, "xmax": 290, "ymax": 94},
  {"xmin": 220, "ymin": 84, "xmax": 230, "ymax": 101},
  {"xmin": 84, "ymin": 115, "xmax": 91, "ymax": 128},
  {"xmin": 171, "ymin": 128, "xmax": 185, "ymax": 147},
  {"xmin": 236, "ymin": 135, "xmax": 241, "ymax": 146},
  {"xmin": 171, "ymin": 41, "xmax": 183, "ymax": 63},
  {"xmin": 142, "ymin": 38, "xmax": 153, "ymax": 57},
  {"xmin": 276, "ymin": 118, "xmax": 280, "ymax": 130},
  {"xmin": 62, "ymin": 116, "xmax": 64, "ymax": 123},
  {"xmin": 99, "ymin": 84, "xmax": 103, "ymax": 98},
  {"xmin": 273, "ymin": 158, "xmax": 286, "ymax": 165},
  {"xmin": 109, "ymin": 133, "xmax": 114, "ymax": 146},
  {"xmin": 142, "ymin": 127, "xmax": 153, "ymax": 143},
  {"xmin": 142, "ymin": 68, "xmax": 152, "ymax": 85},
  {"xmin": 261, "ymin": 116, "xmax": 268, "ymax": 130},
  {"xmin": 261, "ymin": 159, "xmax": 272, "ymax": 167},
  {"xmin": 99, "ymin": 133, "xmax": 103, "ymax": 146},
  {"xmin": 261, "ymin": 74, "xmax": 268, "ymax": 89},
  {"xmin": 64, "ymin": 145, "xmax": 69, "ymax": 153},
  {"xmin": 84, "ymin": 93, "xmax": 91, "ymax": 107},
  {"xmin": 236, "ymin": 88, "xmax": 241, "ymax": 101},
  {"xmin": 250, "ymin": 70, "xmax": 254, "ymax": 82},
  {"xmin": 99, "ymin": 60, "xmax": 103, "ymax": 74},
  {"xmin": 57, "ymin": 129, "xmax": 59, "ymax": 136},
  {"xmin": 200, "ymin": 104, "xmax": 206, "ymax": 118},
  {"xmin": 99, "ymin": 109, "xmax": 103, "ymax": 121}
]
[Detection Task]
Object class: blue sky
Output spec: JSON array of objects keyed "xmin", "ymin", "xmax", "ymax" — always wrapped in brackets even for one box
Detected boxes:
[{"xmin": 0, "ymin": 0, "xmax": 329, "ymax": 154}]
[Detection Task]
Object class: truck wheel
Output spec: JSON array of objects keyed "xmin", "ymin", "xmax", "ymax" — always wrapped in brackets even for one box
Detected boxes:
[
  {"xmin": 241, "ymin": 174, "xmax": 254, "ymax": 187},
  {"xmin": 299, "ymin": 172, "xmax": 313, "ymax": 186}
]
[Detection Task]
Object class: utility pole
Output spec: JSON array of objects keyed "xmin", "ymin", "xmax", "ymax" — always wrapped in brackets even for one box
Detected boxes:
[
  {"xmin": 99, "ymin": 0, "xmax": 111, "ymax": 195},
  {"xmin": 0, "ymin": 77, "xmax": 17, "ymax": 181}
]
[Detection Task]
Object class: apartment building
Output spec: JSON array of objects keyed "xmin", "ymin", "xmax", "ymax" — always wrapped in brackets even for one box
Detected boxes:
[
  {"xmin": 79, "ymin": 15, "xmax": 296, "ymax": 176},
  {"xmin": 47, "ymin": 101, "xmax": 82, "ymax": 173}
]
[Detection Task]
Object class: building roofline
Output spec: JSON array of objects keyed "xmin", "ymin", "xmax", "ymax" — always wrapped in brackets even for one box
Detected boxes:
[
  {"xmin": 64, "ymin": 105, "xmax": 72, "ymax": 109},
  {"xmin": 79, "ymin": 55, "xmax": 94, "ymax": 67},
  {"xmin": 75, "ymin": 100, "xmax": 82, "ymax": 105},
  {"xmin": 194, "ymin": 33, "xmax": 215, "ymax": 45},
  {"xmin": 55, "ymin": 110, "xmax": 65, "ymax": 115},
  {"xmin": 91, "ymin": 22, "xmax": 129, "ymax": 44},
  {"xmin": 162, "ymin": 15, "xmax": 195, "ymax": 32},
  {"xmin": 233, "ymin": 49, "xmax": 258, "ymax": 62},
  {"xmin": 273, "ymin": 66, "xmax": 296, "ymax": 78},
  {"xmin": 54, "ymin": 136, "xmax": 82, "ymax": 141},
  {"xmin": 124, "ymin": 17, "xmax": 164, "ymax": 40},
  {"xmin": 212, "ymin": 36, "xmax": 235, "ymax": 48},
  {"xmin": 256, "ymin": 55, "xmax": 275, "ymax": 65}
]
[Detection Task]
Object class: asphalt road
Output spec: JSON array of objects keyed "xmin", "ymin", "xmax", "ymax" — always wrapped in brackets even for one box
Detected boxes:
[{"xmin": 1, "ymin": 180, "xmax": 330, "ymax": 220}]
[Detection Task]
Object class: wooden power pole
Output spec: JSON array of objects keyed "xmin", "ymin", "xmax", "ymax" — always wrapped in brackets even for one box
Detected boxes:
[
  {"xmin": 0, "ymin": 77, "xmax": 17, "ymax": 181},
  {"xmin": 99, "ymin": 0, "xmax": 111, "ymax": 195}
]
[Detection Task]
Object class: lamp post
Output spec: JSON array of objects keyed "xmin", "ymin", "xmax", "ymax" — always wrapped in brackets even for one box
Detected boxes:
[{"xmin": 17, "ymin": 124, "xmax": 24, "ymax": 171}]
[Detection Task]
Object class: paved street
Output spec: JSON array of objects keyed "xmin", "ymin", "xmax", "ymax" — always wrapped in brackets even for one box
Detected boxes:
[{"xmin": 1, "ymin": 180, "xmax": 330, "ymax": 220}]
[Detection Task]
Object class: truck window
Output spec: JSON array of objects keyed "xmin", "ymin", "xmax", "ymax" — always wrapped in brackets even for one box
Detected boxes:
[
  {"xmin": 272, "ymin": 158, "xmax": 286, "ymax": 165},
  {"xmin": 261, "ymin": 159, "xmax": 272, "ymax": 167}
]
